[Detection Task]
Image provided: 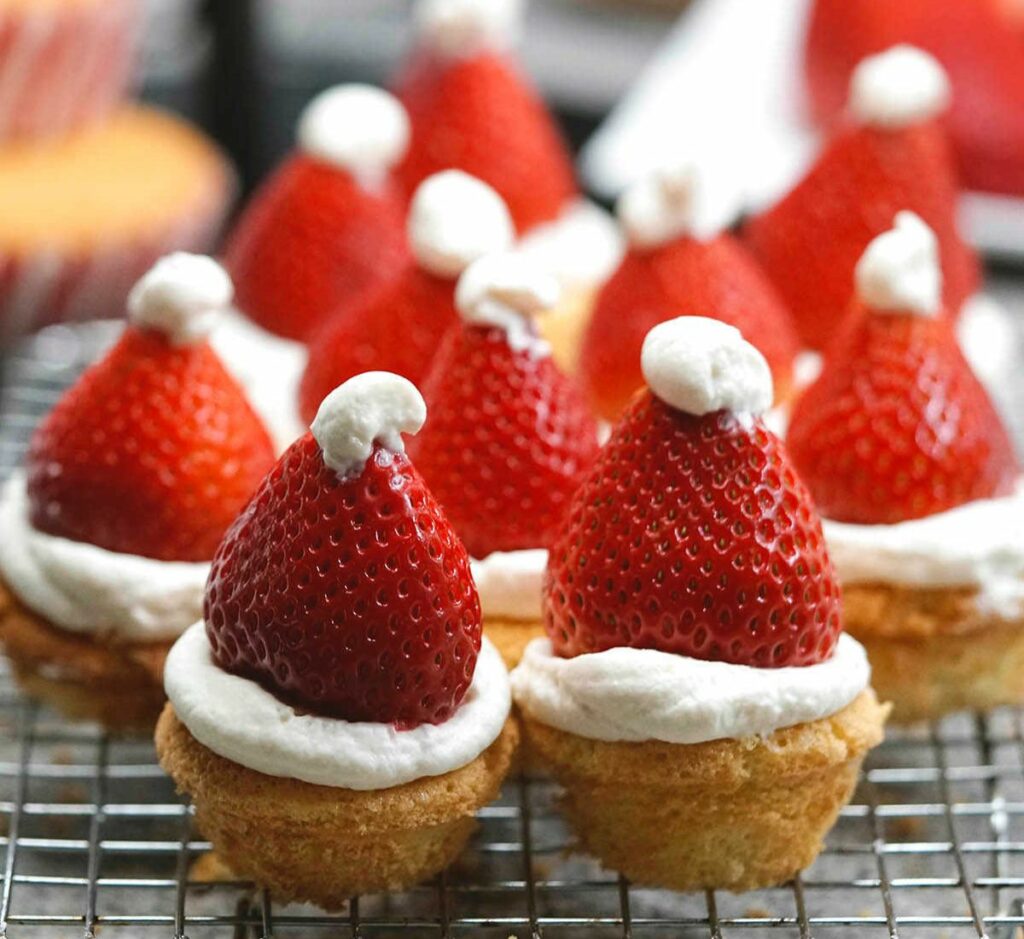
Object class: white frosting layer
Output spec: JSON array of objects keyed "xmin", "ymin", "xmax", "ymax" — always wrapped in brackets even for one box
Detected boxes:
[
  {"xmin": 127, "ymin": 253, "xmax": 233, "ymax": 345},
  {"xmin": 297, "ymin": 84, "xmax": 409, "ymax": 185},
  {"xmin": 823, "ymin": 481, "xmax": 1024, "ymax": 619},
  {"xmin": 311, "ymin": 372, "xmax": 426, "ymax": 479},
  {"xmin": 641, "ymin": 317, "xmax": 773, "ymax": 417},
  {"xmin": 471, "ymin": 549, "xmax": 547, "ymax": 621},
  {"xmin": 408, "ymin": 171, "xmax": 514, "ymax": 278},
  {"xmin": 849, "ymin": 45, "xmax": 950, "ymax": 130},
  {"xmin": 415, "ymin": 0, "xmax": 522, "ymax": 58},
  {"xmin": 855, "ymin": 212, "xmax": 941, "ymax": 316},
  {"xmin": 511, "ymin": 634, "xmax": 870, "ymax": 744},
  {"xmin": 0, "ymin": 475, "xmax": 207, "ymax": 641},
  {"xmin": 165, "ymin": 624, "xmax": 511, "ymax": 789}
]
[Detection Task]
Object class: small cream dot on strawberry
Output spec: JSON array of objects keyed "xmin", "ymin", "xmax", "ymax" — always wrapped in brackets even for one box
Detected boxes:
[
  {"xmin": 311, "ymin": 371, "xmax": 427, "ymax": 479},
  {"xmin": 455, "ymin": 252, "xmax": 558, "ymax": 355},
  {"xmin": 641, "ymin": 316, "xmax": 773, "ymax": 418},
  {"xmin": 127, "ymin": 253, "xmax": 233, "ymax": 345},
  {"xmin": 849, "ymin": 45, "xmax": 951, "ymax": 130},
  {"xmin": 415, "ymin": 0, "xmax": 522, "ymax": 58},
  {"xmin": 296, "ymin": 84, "xmax": 410, "ymax": 182},
  {"xmin": 855, "ymin": 211, "xmax": 942, "ymax": 316},
  {"xmin": 408, "ymin": 170, "xmax": 514, "ymax": 278}
]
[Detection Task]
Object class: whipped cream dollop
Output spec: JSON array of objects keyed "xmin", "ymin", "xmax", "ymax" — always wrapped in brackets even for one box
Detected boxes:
[
  {"xmin": 471, "ymin": 549, "xmax": 547, "ymax": 620},
  {"xmin": 641, "ymin": 317, "xmax": 773, "ymax": 418},
  {"xmin": 311, "ymin": 371, "xmax": 426, "ymax": 479},
  {"xmin": 823, "ymin": 482, "xmax": 1024, "ymax": 619},
  {"xmin": 511, "ymin": 634, "xmax": 870, "ymax": 744},
  {"xmin": 0, "ymin": 475, "xmax": 207, "ymax": 641},
  {"xmin": 166, "ymin": 624, "xmax": 511, "ymax": 789},
  {"xmin": 408, "ymin": 171, "xmax": 515, "ymax": 278},
  {"xmin": 855, "ymin": 212, "xmax": 941, "ymax": 316},
  {"xmin": 849, "ymin": 45, "xmax": 951, "ymax": 130},
  {"xmin": 416, "ymin": 0, "xmax": 522, "ymax": 58},
  {"xmin": 297, "ymin": 84, "xmax": 409, "ymax": 186}
]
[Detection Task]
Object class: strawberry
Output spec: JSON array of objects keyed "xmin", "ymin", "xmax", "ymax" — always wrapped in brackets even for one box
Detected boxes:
[
  {"xmin": 787, "ymin": 213, "xmax": 1019, "ymax": 524},
  {"xmin": 410, "ymin": 253, "xmax": 601, "ymax": 558},
  {"xmin": 298, "ymin": 170, "xmax": 514, "ymax": 424},
  {"xmin": 745, "ymin": 47, "xmax": 979, "ymax": 350},
  {"xmin": 805, "ymin": 0, "xmax": 1024, "ymax": 195},
  {"xmin": 205, "ymin": 372, "xmax": 482, "ymax": 726},
  {"xmin": 26, "ymin": 254, "xmax": 276, "ymax": 562},
  {"xmin": 224, "ymin": 85, "xmax": 411, "ymax": 341},
  {"xmin": 392, "ymin": 0, "xmax": 577, "ymax": 233},
  {"xmin": 546, "ymin": 316, "xmax": 842, "ymax": 667}
]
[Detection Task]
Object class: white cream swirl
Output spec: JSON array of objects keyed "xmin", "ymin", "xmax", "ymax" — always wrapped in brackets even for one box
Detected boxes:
[
  {"xmin": 823, "ymin": 482, "xmax": 1024, "ymax": 619},
  {"xmin": 165, "ymin": 624, "xmax": 511, "ymax": 790},
  {"xmin": 471, "ymin": 549, "xmax": 547, "ymax": 621},
  {"xmin": 0, "ymin": 474, "xmax": 208, "ymax": 641},
  {"xmin": 511, "ymin": 635, "xmax": 870, "ymax": 744}
]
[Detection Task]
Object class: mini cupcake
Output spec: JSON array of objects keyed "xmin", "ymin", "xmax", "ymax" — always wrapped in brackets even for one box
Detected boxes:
[
  {"xmin": 156, "ymin": 372, "xmax": 517, "ymax": 907},
  {"xmin": 0, "ymin": 254, "xmax": 276, "ymax": 729},
  {"xmin": 513, "ymin": 316, "xmax": 887, "ymax": 891},
  {"xmin": 410, "ymin": 253, "xmax": 600, "ymax": 667},
  {"xmin": 787, "ymin": 214, "xmax": 1023, "ymax": 721}
]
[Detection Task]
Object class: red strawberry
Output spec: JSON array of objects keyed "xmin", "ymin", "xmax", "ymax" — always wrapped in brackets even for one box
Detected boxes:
[
  {"xmin": 580, "ymin": 166, "xmax": 800, "ymax": 422},
  {"xmin": 546, "ymin": 316, "xmax": 841, "ymax": 667},
  {"xmin": 392, "ymin": 0, "xmax": 577, "ymax": 233},
  {"xmin": 298, "ymin": 170, "xmax": 514, "ymax": 424},
  {"xmin": 805, "ymin": 0, "xmax": 1024, "ymax": 196},
  {"xmin": 745, "ymin": 47, "xmax": 979, "ymax": 350},
  {"xmin": 410, "ymin": 253, "xmax": 601, "ymax": 558},
  {"xmin": 787, "ymin": 214, "xmax": 1019, "ymax": 524},
  {"xmin": 26, "ymin": 254, "xmax": 276, "ymax": 562},
  {"xmin": 224, "ymin": 85, "xmax": 411, "ymax": 341},
  {"xmin": 205, "ymin": 371, "xmax": 482, "ymax": 726}
]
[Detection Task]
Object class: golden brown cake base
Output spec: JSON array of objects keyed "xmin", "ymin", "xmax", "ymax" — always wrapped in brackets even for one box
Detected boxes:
[
  {"xmin": 485, "ymin": 617, "xmax": 545, "ymax": 670},
  {"xmin": 844, "ymin": 582, "xmax": 1024, "ymax": 722},
  {"xmin": 155, "ymin": 706, "xmax": 519, "ymax": 908},
  {"xmin": 0, "ymin": 579, "xmax": 169, "ymax": 732},
  {"xmin": 520, "ymin": 690, "xmax": 888, "ymax": 892},
  {"xmin": 538, "ymin": 287, "xmax": 595, "ymax": 376}
]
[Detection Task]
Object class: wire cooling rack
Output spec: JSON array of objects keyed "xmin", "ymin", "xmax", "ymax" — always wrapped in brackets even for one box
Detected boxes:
[{"xmin": 2, "ymin": 318, "xmax": 1024, "ymax": 938}]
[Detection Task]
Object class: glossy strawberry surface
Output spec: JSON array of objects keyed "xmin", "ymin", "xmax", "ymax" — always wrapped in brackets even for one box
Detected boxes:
[
  {"xmin": 545, "ymin": 393, "xmax": 842, "ymax": 667},
  {"xmin": 225, "ymin": 154, "xmax": 410, "ymax": 341},
  {"xmin": 27, "ymin": 327, "xmax": 276, "ymax": 562},
  {"xmin": 393, "ymin": 52, "xmax": 577, "ymax": 233},
  {"xmin": 579, "ymin": 234, "xmax": 800, "ymax": 422},
  {"xmin": 205, "ymin": 435, "xmax": 481, "ymax": 726},
  {"xmin": 411, "ymin": 325, "xmax": 600, "ymax": 558},
  {"xmin": 787, "ymin": 307, "xmax": 1020, "ymax": 524},
  {"xmin": 744, "ymin": 123, "xmax": 979, "ymax": 350}
]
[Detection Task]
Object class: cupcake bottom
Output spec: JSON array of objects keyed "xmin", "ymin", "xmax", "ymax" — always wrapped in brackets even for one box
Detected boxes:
[
  {"xmin": 844, "ymin": 582, "xmax": 1024, "ymax": 721},
  {"xmin": 485, "ymin": 617, "xmax": 545, "ymax": 670},
  {"xmin": 520, "ymin": 690, "xmax": 887, "ymax": 892},
  {"xmin": 155, "ymin": 706, "xmax": 519, "ymax": 908},
  {"xmin": 0, "ymin": 580, "xmax": 168, "ymax": 731},
  {"xmin": 537, "ymin": 287, "xmax": 595, "ymax": 376}
]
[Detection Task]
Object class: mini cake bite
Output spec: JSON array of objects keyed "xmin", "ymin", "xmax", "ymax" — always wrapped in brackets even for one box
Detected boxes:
[
  {"xmin": 224, "ymin": 84, "xmax": 411, "ymax": 341},
  {"xmin": 512, "ymin": 316, "xmax": 887, "ymax": 891},
  {"xmin": 787, "ymin": 214, "xmax": 1023, "ymax": 720},
  {"xmin": 0, "ymin": 254, "xmax": 276, "ymax": 730},
  {"xmin": 156, "ymin": 372, "xmax": 516, "ymax": 907},
  {"xmin": 579, "ymin": 160, "xmax": 799, "ymax": 422},
  {"xmin": 410, "ymin": 253, "xmax": 600, "ymax": 667},
  {"xmin": 744, "ymin": 45, "xmax": 979, "ymax": 350},
  {"xmin": 298, "ymin": 170, "xmax": 514, "ymax": 423}
]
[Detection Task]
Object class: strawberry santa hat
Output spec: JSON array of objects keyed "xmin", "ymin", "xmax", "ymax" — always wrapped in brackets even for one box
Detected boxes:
[
  {"xmin": 205, "ymin": 371, "xmax": 482, "ymax": 727},
  {"xmin": 224, "ymin": 85, "xmax": 412, "ymax": 341},
  {"xmin": 787, "ymin": 212, "xmax": 1019, "ymax": 524},
  {"xmin": 579, "ymin": 159, "xmax": 800, "ymax": 422},
  {"xmin": 26, "ymin": 253, "xmax": 277, "ymax": 562},
  {"xmin": 745, "ymin": 46, "xmax": 979, "ymax": 351},
  {"xmin": 547, "ymin": 315, "xmax": 842, "ymax": 667},
  {"xmin": 391, "ymin": 0, "xmax": 577, "ymax": 234},
  {"xmin": 298, "ymin": 169, "xmax": 514, "ymax": 424},
  {"xmin": 410, "ymin": 253, "xmax": 601, "ymax": 559}
]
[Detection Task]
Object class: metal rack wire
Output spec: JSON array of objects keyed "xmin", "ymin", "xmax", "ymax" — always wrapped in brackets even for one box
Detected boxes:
[{"xmin": 2, "ymin": 322, "xmax": 1024, "ymax": 937}]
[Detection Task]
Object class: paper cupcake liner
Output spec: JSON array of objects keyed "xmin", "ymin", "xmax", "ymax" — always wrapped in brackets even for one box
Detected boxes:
[{"xmin": 0, "ymin": 0, "xmax": 141, "ymax": 143}]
